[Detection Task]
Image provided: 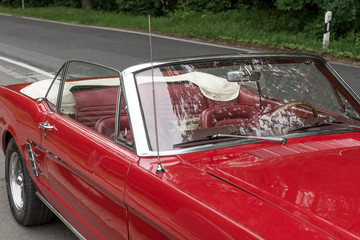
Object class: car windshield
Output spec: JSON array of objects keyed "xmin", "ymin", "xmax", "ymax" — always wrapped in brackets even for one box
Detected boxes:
[{"xmin": 135, "ymin": 58, "xmax": 360, "ymax": 151}]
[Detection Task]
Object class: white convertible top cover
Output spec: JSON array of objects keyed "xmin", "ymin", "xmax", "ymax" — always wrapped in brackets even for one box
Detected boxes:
[{"xmin": 20, "ymin": 77, "xmax": 120, "ymax": 114}]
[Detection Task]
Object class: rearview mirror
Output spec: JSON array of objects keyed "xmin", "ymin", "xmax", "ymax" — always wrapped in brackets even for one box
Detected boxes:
[{"xmin": 227, "ymin": 70, "xmax": 261, "ymax": 82}]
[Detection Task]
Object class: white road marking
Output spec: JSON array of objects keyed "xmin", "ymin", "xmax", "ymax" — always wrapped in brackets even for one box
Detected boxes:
[{"xmin": 0, "ymin": 56, "xmax": 54, "ymax": 78}]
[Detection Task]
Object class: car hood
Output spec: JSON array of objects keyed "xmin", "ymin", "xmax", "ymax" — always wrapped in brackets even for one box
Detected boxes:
[{"xmin": 178, "ymin": 132, "xmax": 360, "ymax": 239}]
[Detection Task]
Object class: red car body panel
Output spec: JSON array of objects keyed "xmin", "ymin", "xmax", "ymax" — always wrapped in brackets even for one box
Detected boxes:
[
  {"xmin": 126, "ymin": 156, "xmax": 335, "ymax": 239},
  {"xmin": 178, "ymin": 133, "xmax": 360, "ymax": 239}
]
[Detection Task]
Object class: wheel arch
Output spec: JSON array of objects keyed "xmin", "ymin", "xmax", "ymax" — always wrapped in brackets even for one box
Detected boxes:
[{"xmin": 2, "ymin": 129, "xmax": 16, "ymax": 156}]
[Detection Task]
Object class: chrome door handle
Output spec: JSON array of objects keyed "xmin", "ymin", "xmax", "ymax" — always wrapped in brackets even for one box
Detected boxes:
[{"xmin": 39, "ymin": 122, "xmax": 54, "ymax": 131}]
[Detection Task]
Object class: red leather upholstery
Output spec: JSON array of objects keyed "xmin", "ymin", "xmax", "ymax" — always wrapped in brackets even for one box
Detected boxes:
[
  {"xmin": 95, "ymin": 115, "xmax": 133, "ymax": 141},
  {"xmin": 94, "ymin": 96, "xmax": 133, "ymax": 143},
  {"xmin": 72, "ymin": 87, "xmax": 118, "ymax": 129},
  {"xmin": 238, "ymin": 86, "xmax": 261, "ymax": 107},
  {"xmin": 95, "ymin": 116, "xmax": 116, "ymax": 138},
  {"xmin": 137, "ymin": 82, "xmax": 208, "ymax": 133},
  {"xmin": 206, "ymin": 97, "xmax": 238, "ymax": 108},
  {"xmin": 164, "ymin": 82, "xmax": 207, "ymax": 118},
  {"xmin": 81, "ymin": 83, "xmax": 264, "ymax": 139},
  {"xmin": 200, "ymin": 104, "xmax": 259, "ymax": 128}
]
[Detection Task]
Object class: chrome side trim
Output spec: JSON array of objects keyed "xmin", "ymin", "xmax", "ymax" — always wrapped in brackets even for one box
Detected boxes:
[
  {"xmin": 35, "ymin": 192, "xmax": 86, "ymax": 240},
  {"xmin": 26, "ymin": 142, "xmax": 42, "ymax": 176}
]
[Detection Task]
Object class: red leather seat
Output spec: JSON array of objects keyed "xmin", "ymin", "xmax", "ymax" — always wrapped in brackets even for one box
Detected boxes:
[
  {"xmin": 72, "ymin": 87, "xmax": 118, "ymax": 129},
  {"xmin": 94, "ymin": 102, "xmax": 133, "ymax": 143},
  {"xmin": 95, "ymin": 116, "xmax": 133, "ymax": 142},
  {"xmin": 200, "ymin": 104, "xmax": 259, "ymax": 128},
  {"xmin": 95, "ymin": 116, "xmax": 116, "ymax": 138}
]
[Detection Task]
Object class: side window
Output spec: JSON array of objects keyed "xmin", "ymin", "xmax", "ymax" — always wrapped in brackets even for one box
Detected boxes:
[
  {"xmin": 58, "ymin": 61, "xmax": 121, "ymax": 140},
  {"xmin": 117, "ymin": 92, "xmax": 133, "ymax": 146},
  {"xmin": 45, "ymin": 66, "xmax": 65, "ymax": 112}
]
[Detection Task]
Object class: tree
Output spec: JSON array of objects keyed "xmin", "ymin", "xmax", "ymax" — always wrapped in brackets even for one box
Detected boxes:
[{"xmin": 81, "ymin": 0, "xmax": 92, "ymax": 9}]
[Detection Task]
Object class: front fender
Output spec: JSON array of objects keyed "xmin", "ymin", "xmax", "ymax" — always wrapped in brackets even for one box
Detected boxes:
[{"xmin": 0, "ymin": 85, "xmax": 47, "ymax": 161}]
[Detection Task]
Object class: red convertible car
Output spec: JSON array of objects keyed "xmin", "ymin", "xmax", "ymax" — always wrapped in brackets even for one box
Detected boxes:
[{"xmin": 1, "ymin": 54, "xmax": 360, "ymax": 239}]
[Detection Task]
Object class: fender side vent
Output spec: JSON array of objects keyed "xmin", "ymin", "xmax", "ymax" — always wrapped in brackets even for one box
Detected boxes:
[{"xmin": 26, "ymin": 142, "xmax": 43, "ymax": 177}]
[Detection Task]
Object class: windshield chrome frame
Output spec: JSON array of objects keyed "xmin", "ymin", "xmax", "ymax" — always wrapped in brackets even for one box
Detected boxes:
[
  {"xmin": 326, "ymin": 62, "xmax": 360, "ymax": 104},
  {"xmin": 122, "ymin": 53, "xmax": 357, "ymax": 157}
]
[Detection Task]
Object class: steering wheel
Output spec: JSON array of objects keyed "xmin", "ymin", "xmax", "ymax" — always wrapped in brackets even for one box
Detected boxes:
[{"xmin": 269, "ymin": 101, "xmax": 318, "ymax": 124}]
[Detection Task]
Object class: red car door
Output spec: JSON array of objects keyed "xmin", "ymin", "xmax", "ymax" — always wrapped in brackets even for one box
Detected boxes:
[
  {"xmin": 37, "ymin": 60, "xmax": 138, "ymax": 239},
  {"xmin": 41, "ymin": 110, "xmax": 137, "ymax": 239}
]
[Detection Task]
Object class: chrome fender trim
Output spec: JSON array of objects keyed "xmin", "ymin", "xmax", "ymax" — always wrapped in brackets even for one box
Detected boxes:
[
  {"xmin": 35, "ymin": 192, "xmax": 86, "ymax": 240},
  {"xmin": 26, "ymin": 142, "xmax": 42, "ymax": 177}
]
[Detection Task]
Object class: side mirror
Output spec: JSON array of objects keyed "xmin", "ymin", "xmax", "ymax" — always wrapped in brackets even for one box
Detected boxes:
[{"xmin": 227, "ymin": 70, "xmax": 261, "ymax": 82}]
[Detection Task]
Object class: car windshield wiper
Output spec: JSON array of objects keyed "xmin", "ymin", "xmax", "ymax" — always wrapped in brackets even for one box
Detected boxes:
[
  {"xmin": 173, "ymin": 134, "xmax": 287, "ymax": 148},
  {"xmin": 289, "ymin": 118, "xmax": 360, "ymax": 133},
  {"xmin": 289, "ymin": 120, "xmax": 343, "ymax": 132}
]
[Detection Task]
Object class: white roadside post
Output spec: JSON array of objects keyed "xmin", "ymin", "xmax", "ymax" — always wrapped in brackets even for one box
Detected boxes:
[
  {"xmin": 322, "ymin": 11, "xmax": 332, "ymax": 49},
  {"xmin": 22, "ymin": 0, "xmax": 24, "ymax": 9}
]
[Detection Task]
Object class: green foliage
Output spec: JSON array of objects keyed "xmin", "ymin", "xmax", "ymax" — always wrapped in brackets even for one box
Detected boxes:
[
  {"xmin": 0, "ymin": 0, "xmax": 80, "ymax": 8},
  {"xmin": 274, "ymin": 0, "xmax": 360, "ymax": 39},
  {"xmin": 177, "ymin": 0, "xmax": 232, "ymax": 13},
  {"xmin": 0, "ymin": 0, "xmax": 115, "ymax": 10},
  {"xmin": 356, "ymin": 33, "xmax": 360, "ymax": 47},
  {"xmin": 319, "ymin": 0, "xmax": 359, "ymax": 37},
  {"xmin": 116, "ymin": 0, "xmax": 174, "ymax": 16},
  {"xmin": 275, "ymin": 0, "xmax": 312, "ymax": 11},
  {"xmin": 92, "ymin": 0, "xmax": 117, "ymax": 11},
  {"xmin": 52, "ymin": 0, "xmax": 80, "ymax": 8},
  {"xmin": 0, "ymin": 0, "xmax": 20, "ymax": 7},
  {"xmin": 236, "ymin": 0, "xmax": 273, "ymax": 9}
]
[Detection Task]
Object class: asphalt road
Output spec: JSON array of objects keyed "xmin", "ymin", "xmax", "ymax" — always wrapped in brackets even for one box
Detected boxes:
[{"xmin": 0, "ymin": 13, "xmax": 359, "ymax": 240}]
